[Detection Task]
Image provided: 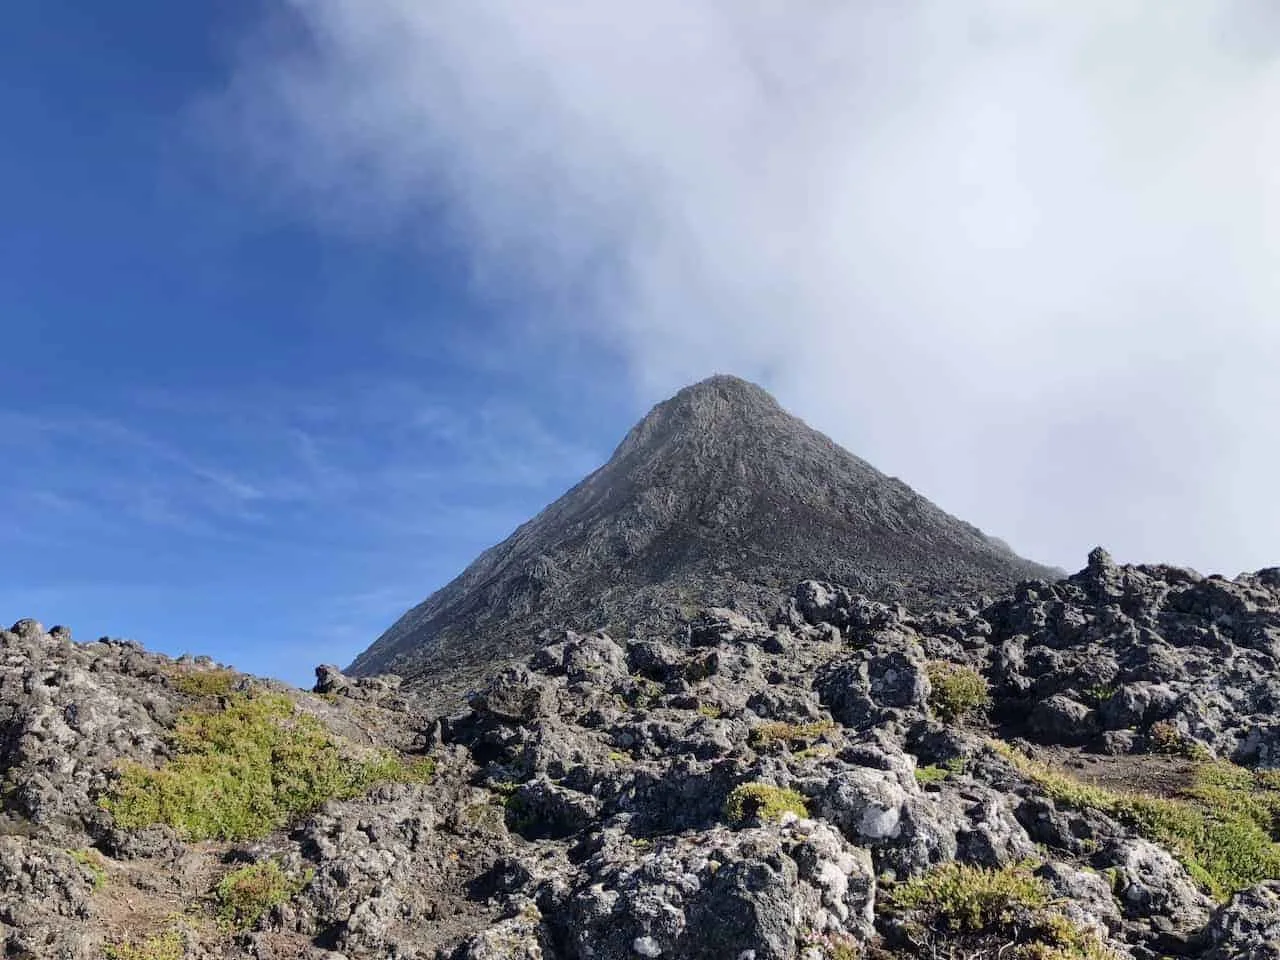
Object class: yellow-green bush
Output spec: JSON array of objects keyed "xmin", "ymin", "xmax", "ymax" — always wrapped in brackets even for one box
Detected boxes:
[
  {"xmin": 890, "ymin": 862, "xmax": 1117, "ymax": 960},
  {"xmin": 724, "ymin": 783, "xmax": 809, "ymax": 824},
  {"xmin": 216, "ymin": 860, "xmax": 309, "ymax": 929},
  {"xmin": 1146, "ymin": 721, "xmax": 1210, "ymax": 759},
  {"xmin": 892, "ymin": 861, "xmax": 1048, "ymax": 931},
  {"xmin": 103, "ymin": 929, "xmax": 183, "ymax": 960},
  {"xmin": 103, "ymin": 692, "xmax": 435, "ymax": 841},
  {"xmin": 749, "ymin": 719, "xmax": 835, "ymax": 749},
  {"xmin": 994, "ymin": 743, "xmax": 1280, "ymax": 899},
  {"xmin": 171, "ymin": 667, "xmax": 239, "ymax": 698},
  {"xmin": 68, "ymin": 847, "xmax": 106, "ymax": 890},
  {"xmin": 914, "ymin": 757, "xmax": 968, "ymax": 786},
  {"xmin": 914, "ymin": 765, "xmax": 950, "ymax": 786},
  {"xmin": 926, "ymin": 662, "xmax": 990, "ymax": 722}
]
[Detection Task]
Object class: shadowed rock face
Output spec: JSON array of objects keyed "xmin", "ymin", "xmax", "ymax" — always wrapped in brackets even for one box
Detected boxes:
[{"xmin": 349, "ymin": 375, "xmax": 1053, "ymax": 706}]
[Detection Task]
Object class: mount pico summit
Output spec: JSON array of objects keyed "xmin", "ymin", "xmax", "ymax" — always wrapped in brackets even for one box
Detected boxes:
[{"xmin": 350, "ymin": 375, "xmax": 1054, "ymax": 706}]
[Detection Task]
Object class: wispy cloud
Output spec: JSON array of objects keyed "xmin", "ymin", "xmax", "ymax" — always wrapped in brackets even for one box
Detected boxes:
[
  {"xmin": 1, "ymin": 379, "xmax": 606, "ymax": 682},
  {"xmin": 216, "ymin": 0, "xmax": 1280, "ymax": 573},
  {"xmin": 1, "ymin": 379, "xmax": 602, "ymax": 551}
]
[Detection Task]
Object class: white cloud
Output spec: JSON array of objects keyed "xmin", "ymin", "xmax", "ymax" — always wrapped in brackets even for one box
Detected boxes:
[{"xmin": 221, "ymin": 0, "xmax": 1280, "ymax": 573}]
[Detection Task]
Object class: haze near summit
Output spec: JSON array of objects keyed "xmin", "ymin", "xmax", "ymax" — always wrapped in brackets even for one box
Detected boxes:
[{"xmin": 224, "ymin": 2, "xmax": 1280, "ymax": 575}]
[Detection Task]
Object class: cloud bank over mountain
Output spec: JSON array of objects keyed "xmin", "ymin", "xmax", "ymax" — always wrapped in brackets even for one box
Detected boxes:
[{"xmin": 222, "ymin": 1, "xmax": 1280, "ymax": 573}]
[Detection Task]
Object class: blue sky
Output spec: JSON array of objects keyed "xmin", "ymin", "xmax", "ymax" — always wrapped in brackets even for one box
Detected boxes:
[
  {"xmin": 0, "ymin": 2, "xmax": 634, "ymax": 684},
  {"xmin": 4, "ymin": 3, "xmax": 1279, "ymax": 686}
]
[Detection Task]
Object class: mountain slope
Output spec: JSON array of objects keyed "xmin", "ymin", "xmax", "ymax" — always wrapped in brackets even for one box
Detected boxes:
[{"xmin": 349, "ymin": 375, "xmax": 1052, "ymax": 699}]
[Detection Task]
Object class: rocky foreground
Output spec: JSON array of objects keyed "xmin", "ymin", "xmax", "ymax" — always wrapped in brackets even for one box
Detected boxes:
[{"xmin": 3, "ymin": 549, "xmax": 1280, "ymax": 958}]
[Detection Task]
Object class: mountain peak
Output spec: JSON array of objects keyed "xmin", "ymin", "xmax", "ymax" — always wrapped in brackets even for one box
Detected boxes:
[
  {"xmin": 672, "ymin": 373, "xmax": 780, "ymax": 406},
  {"xmin": 611, "ymin": 374, "xmax": 781, "ymax": 460},
  {"xmin": 349, "ymin": 378, "xmax": 1054, "ymax": 706}
]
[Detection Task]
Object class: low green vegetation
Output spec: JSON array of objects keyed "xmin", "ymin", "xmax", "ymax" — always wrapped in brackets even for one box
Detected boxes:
[
  {"xmin": 926, "ymin": 662, "xmax": 990, "ymax": 723},
  {"xmin": 1146, "ymin": 721, "xmax": 1210, "ymax": 760},
  {"xmin": 892, "ymin": 860, "xmax": 1049, "ymax": 930},
  {"xmin": 623, "ymin": 679, "xmax": 665, "ymax": 709},
  {"xmin": 216, "ymin": 860, "xmax": 310, "ymax": 929},
  {"xmin": 171, "ymin": 667, "xmax": 239, "ymax": 698},
  {"xmin": 724, "ymin": 782, "xmax": 809, "ymax": 825},
  {"xmin": 103, "ymin": 929, "xmax": 184, "ymax": 960},
  {"xmin": 914, "ymin": 765, "xmax": 949, "ymax": 786},
  {"xmin": 801, "ymin": 929, "xmax": 861, "ymax": 959},
  {"xmin": 749, "ymin": 719, "xmax": 835, "ymax": 749},
  {"xmin": 889, "ymin": 861, "xmax": 1118, "ymax": 960},
  {"xmin": 995, "ymin": 742, "xmax": 1280, "ymax": 899},
  {"xmin": 103, "ymin": 691, "xmax": 435, "ymax": 841},
  {"xmin": 696, "ymin": 704, "xmax": 723, "ymax": 719},
  {"xmin": 68, "ymin": 847, "xmax": 106, "ymax": 890},
  {"xmin": 915, "ymin": 757, "xmax": 967, "ymax": 786},
  {"xmin": 1081, "ymin": 684, "xmax": 1117, "ymax": 707}
]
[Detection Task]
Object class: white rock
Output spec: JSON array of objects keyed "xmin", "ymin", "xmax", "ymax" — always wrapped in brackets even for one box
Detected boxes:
[{"xmin": 633, "ymin": 936, "xmax": 663, "ymax": 957}]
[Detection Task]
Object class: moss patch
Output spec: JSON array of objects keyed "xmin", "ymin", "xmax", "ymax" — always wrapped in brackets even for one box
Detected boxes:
[
  {"xmin": 216, "ymin": 860, "xmax": 309, "ymax": 929},
  {"xmin": 914, "ymin": 765, "xmax": 949, "ymax": 786},
  {"xmin": 926, "ymin": 662, "xmax": 990, "ymax": 723},
  {"xmin": 724, "ymin": 783, "xmax": 809, "ymax": 825},
  {"xmin": 750, "ymin": 720, "xmax": 835, "ymax": 749},
  {"xmin": 888, "ymin": 862, "xmax": 1117, "ymax": 960},
  {"xmin": 995, "ymin": 743, "xmax": 1280, "ymax": 899},
  {"xmin": 103, "ymin": 692, "xmax": 435, "ymax": 841},
  {"xmin": 171, "ymin": 667, "xmax": 240, "ymax": 698},
  {"xmin": 68, "ymin": 847, "xmax": 106, "ymax": 890},
  {"xmin": 915, "ymin": 757, "xmax": 967, "ymax": 787},
  {"xmin": 103, "ymin": 929, "xmax": 184, "ymax": 960},
  {"xmin": 1147, "ymin": 721, "xmax": 1211, "ymax": 760}
]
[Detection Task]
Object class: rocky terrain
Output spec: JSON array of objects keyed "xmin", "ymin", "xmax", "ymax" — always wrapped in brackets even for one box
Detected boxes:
[
  {"xmin": 3, "ymin": 548, "xmax": 1280, "ymax": 958},
  {"xmin": 350, "ymin": 376, "xmax": 1054, "ymax": 710}
]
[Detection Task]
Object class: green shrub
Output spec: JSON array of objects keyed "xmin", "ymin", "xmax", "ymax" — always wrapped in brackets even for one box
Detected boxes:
[
  {"xmin": 915, "ymin": 765, "xmax": 950, "ymax": 786},
  {"xmin": 749, "ymin": 720, "xmax": 835, "ymax": 749},
  {"xmin": 890, "ymin": 862, "xmax": 1117, "ymax": 960},
  {"xmin": 216, "ymin": 860, "xmax": 309, "ymax": 929},
  {"xmin": 103, "ymin": 692, "xmax": 434, "ymax": 841},
  {"xmin": 724, "ymin": 783, "xmax": 809, "ymax": 825},
  {"xmin": 1147, "ymin": 720, "xmax": 1186, "ymax": 755},
  {"xmin": 696, "ymin": 704, "xmax": 723, "ymax": 719},
  {"xmin": 994, "ymin": 742, "xmax": 1280, "ymax": 899},
  {"xmin": 926, "ymin": 662, "xmax": 990, "ymax": 722},
  {"xmin": 103, "ymin": 929, "xmax": 183, "ymax": 960},
  {"xmin": 892, "ymin": 861, "xmax": 1048, "ymax": 931},
  {"xmin": 1081, "ymin": 684, "xmax": 1117, "ymax": 706},
  {"xmin": 171, "ymin": 667, "xmax": 239, "ymax": 698},
  {"xmin": 1147, "ymin": 721, "xmax": 1210, "ymax": 760},
  {"xmin": 68, "ymin": 847, "xmax": 106, "ymax": 889}
]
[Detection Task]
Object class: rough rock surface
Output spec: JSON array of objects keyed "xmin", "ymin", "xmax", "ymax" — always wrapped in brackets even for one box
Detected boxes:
[
  {"xmin": 349, "ymin": 376, "xmax": 1053, "ymax": 710},
  {"xmin": 3, "ymin": 550, "xmax": 1280, "ymax": 957},
  {"xmin": 984, "ymin": 547, "xmax": 1280, "ymax": 764}
]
